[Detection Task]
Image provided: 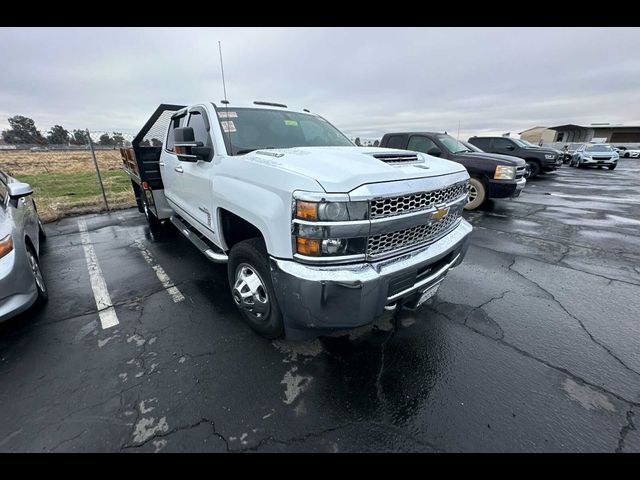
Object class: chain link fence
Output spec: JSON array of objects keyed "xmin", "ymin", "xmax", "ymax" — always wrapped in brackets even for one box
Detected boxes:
[{"xmin": 0, "ymin": 130, "xmax": 138, "ymax": 222}]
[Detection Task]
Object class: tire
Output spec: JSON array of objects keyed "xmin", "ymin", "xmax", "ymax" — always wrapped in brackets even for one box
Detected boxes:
[
  {"xmin": 142, "ymin": 193, "xmax": 163, "ymax": 229},
  {"xmin": 608, "ymin": 164, "xmax": 616, "ymax": 170},
  {"xmin": 526, "ymin": 160, "xmax": 541, "ymax": 178},
  {"xmin": 464, "ymin": 178, "xmax": 487, "ymax": 210},
  {"xmin": 26, "ymin": 245, "xmax": 48, "ymax": 307},
  {"xmin": 227, "ymin": 238, "xmax": 284, "ymax": 339},
  {"xmin": 37, "ymin": 217, "xmax": 47, "ymax": 243},
  {"xmin": 597, "ymin": 166, "xmax": 603, "ymax": 169},
  {"xmin": 624, "ymin": 152, "xmax": 630, "ymax": 158}
]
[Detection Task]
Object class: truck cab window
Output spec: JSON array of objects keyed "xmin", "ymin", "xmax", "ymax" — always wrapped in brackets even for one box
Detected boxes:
[
  {"xmin": 407, "ymin": 136, "xmax": 441, "ymax": 156},
  {"xmin": 165, "ymin": 115, "xmax": 184, "ymax": 153},
  {"xmin": 187, "ymin": 112, "xmax": 210, "ymax": 147},
  {"xmin": 385, "ymin": 135, "xmax": 405, "ymax": 149},
  {"xmin": 494, "ymin": 138, "xmax": 514, "ymax": 150}
]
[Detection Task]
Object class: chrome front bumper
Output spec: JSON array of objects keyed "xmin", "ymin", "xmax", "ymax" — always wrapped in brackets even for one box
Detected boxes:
[{"xmin": 270, "ymin": 219, "xmax": 472, "ymax": 339}]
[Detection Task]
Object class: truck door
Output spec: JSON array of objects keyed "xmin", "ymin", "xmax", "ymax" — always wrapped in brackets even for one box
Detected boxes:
[
  {"xmin": 493, "ymin": 137, "xmax": 517, "ymax": 154},
  {"xmin": 178, "ymin": 108, "xmax": 216, "ymax": 231},
  {"xmin": 159, "ymin": 112, "xmax": 187, "ymax": 210}
]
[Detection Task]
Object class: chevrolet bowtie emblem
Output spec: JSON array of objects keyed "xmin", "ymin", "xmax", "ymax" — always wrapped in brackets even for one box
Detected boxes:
[{"xmin": 431, "ymin": 206, "xmax": 450, "ymax": 221}]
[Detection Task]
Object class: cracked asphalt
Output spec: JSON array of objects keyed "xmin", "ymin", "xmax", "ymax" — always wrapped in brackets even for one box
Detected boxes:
[{"xmin": 0, "ymin": 160, "xmax": 639, "ymax": 452}]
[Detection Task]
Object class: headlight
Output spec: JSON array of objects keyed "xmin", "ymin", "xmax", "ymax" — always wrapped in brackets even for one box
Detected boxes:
[
  {"xmin": 545, "ymin": 154, "xmax": 555, "ymax": 160},
  {"xmin": 295, "ymin": 200, "xmax": 368, "ymax": 222},
  {"xmin": 494, "ymin": 165, "xmax": 516, "ymax": 180},
  {"xmin": 295, "ymin": 237, "xmax": 366, "ymax": 257},
  {"xmin": 0, "ymin": 235, "xmax": 13, "ymax": 259}
]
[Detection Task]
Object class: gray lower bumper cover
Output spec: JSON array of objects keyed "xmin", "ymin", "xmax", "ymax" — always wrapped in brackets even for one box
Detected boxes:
[{"xmin": 270, "ymin": 219, "xmax": 472, "ymax": 339}]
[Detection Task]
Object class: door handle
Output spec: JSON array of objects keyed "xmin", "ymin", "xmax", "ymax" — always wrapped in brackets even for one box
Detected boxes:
[
  {"xmin": 159, "ymin": 162, "xmax": 165, "ymax": 167},
  {"xmin": 174, "ymin": 166, "xmax": 183, "ymax": 174}
]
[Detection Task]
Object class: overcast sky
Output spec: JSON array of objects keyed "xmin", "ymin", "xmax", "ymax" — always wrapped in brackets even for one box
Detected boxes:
[{"xmin": 1, "ymin": 27, "xmax": 639, "ymax": 140}]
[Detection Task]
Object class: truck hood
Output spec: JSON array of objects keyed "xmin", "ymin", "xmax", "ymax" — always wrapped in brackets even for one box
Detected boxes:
[
  {"xmin": 523, "ymin": 146, "xmax": 558, "ymax": 155},
  {"xmin": 456, "ymin": 151, "xmax": 526, "ymax": 167},
  {"xmin": 244, "ymin": 146, "xmax": 467, "ymax": 193}
]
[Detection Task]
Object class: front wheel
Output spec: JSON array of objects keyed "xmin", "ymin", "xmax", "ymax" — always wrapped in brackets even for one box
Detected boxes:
[
  {"xmin": 464, "ymin": 178, "xmax": 487, "ymax": 210},
  {"xmin": 526, "ymin": 160, "xmax": 541, "ymax": 178},
  {"xmin": 38, "ymin": 217, "xmax": 47, "ymax": 243},
  {"xmin": 608, "ymin": 164, "xmax": 616, "ymax": 170},
  {"xmin": 26, "ymin": 245, "xmax": 48, "ymax": 307},
  {"xmin": 227, "ymin": 238, "xmax": 284, "ymax": 339}
]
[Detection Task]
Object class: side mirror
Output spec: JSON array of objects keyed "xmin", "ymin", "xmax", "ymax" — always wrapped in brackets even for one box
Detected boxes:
[
  {"xmin": 174, "ymin": 127, "xmax": 211, "ymax": 162},
  {"xmin": 427, "ymin": 148, "xmax": 442, "ymax": 157},
  {"xmin": 8, "ymin": 182, "xmax": 33, "ymax": 199}
]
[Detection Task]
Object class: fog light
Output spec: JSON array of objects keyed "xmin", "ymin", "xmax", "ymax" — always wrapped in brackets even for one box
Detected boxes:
[{"xmin": 321, "ymin": 238, "xmax": 347, "ymax": 255}]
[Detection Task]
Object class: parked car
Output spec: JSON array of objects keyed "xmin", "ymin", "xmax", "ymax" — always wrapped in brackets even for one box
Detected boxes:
[
  {"xmin": 561, "ymin": 143, "xmax": 585, "ymax": 164},
  {"xmin": 121, "ymin": 103, "xmax": 473, "ymax": 340},
  {"xmin": 615, "ymin": 146, "xmax": 640, "ymax": 158},
  {"xmin": 569, "ymin": 143, "xmax": 619, "ymax": 170},
  {"xmin": 379, "ymin": 132, "xmax": 526, "ymax": 210},
  {"xmin": 468, "ymin": 136, "xmax": 562, "ymax": 178},
  {"xmin": 0, "ymin": 170, "xmax": 48, "ymax": 323}
]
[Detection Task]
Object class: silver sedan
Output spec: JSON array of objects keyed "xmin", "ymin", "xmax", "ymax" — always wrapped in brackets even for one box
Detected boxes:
[{"xmin": 0, "ymin": 170, "xmax": 48, "ymax": 323}]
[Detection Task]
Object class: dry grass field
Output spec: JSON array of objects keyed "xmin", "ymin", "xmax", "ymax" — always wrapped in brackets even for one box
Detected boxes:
[{"xmin": 0, "ymin": 149, "xmax": 136, "ymax": 222}]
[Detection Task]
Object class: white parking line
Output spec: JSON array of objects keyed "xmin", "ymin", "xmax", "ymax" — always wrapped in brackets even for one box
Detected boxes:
[
  {"xmin": 77, "ymin": 219, "xmax": 119, "ymax": 329},
  {"xmin": 134, "ymin": 240, "xmax": 185, "ymax": 303}
]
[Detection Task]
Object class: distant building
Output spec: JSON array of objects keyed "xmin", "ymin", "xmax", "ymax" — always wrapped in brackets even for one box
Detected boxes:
[
  {"xmin": 519, "ymin": 123, "xmax": 640, "ymax": 145},
  {"xmin": 519, "ymin": 127, "xmax": 557, "ymax": 145}
]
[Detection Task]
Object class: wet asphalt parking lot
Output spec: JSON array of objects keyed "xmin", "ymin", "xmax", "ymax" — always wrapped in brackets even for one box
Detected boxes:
[{"xmin": 1, "ymin": 160, "xmax": 639, "ymax": 453}]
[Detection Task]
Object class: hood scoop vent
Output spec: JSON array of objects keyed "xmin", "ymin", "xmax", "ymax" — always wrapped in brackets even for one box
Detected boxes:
[{"xmin": 372, "ymin": 153, "xmax": 423, "ymax": 165}]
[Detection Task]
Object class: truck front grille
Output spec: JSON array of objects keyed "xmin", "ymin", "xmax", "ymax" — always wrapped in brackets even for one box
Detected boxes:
[
  {"xmin": 369, "ymin": 182, "xmax": 467, "ymax": 219},
  {"xmin": 367, "ymin": 212, "xmax": 461, "ymax": 257}
]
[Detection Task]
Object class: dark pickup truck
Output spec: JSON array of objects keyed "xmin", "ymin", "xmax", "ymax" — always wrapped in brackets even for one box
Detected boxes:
[
  {"xmin": 380, "ymin": 132, "xmax": 527, "ymax": 210},
  {"xmin": 467, "ymin": 136, "xmax": 562, "ymax": 178}
]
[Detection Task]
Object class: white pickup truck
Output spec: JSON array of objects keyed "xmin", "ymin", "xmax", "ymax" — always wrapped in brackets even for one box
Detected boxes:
[{"xmin": 122, "ymin": 102, "xmax": 472, "ymax": 339}]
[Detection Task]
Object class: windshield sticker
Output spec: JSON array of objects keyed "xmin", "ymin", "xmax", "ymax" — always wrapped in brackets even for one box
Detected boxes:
[
  {"xmin": 221, "ymin": 121, "xmax": 237, "ymax": 133},
  {"xmin": 284, "ymin": 119, "xmax": 298, "ymax": 126},
  {"xmin": 218, "ymin": 111, "xmax": 237, "ymax": 118}
]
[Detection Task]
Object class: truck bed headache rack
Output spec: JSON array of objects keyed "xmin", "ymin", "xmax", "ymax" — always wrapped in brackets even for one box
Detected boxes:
[{"xmin": 129, "ymin": 104, "xmax": 186, "ymax": 189}]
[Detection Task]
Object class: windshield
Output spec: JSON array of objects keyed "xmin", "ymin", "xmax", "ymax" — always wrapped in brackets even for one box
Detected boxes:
[
  {"xmin": 438, "ymin": 135, "xmax": 472, "ymax": 154},
  {"xmin": 215, "ymin": 107, "xmax": 353, "ymax": 155},
  {"xmin": 461, "ymin": 140, "xmax": 484, "ymax": 152},
  {"xmin": 585, "ymin": 144, "xmax": 613, "ymax": 152}
]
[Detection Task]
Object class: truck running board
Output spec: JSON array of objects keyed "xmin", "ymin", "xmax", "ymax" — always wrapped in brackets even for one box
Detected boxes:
[{"xmin": 170, "ymin": 215, "xmax": 228, "ymax": 264}]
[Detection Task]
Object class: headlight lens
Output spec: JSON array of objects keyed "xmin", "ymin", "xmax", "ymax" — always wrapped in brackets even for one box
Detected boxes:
[
  {"xmin": 0, "ymin": 235, "xmax": 13, "ymax": 259},
  {"xmin": 318, "ymin": 202, "xmax": 349, "ymax": 222},
  {"xmin": 494, "ymin": 165, "xmax": 516, "ymax": 180},
  {"xmin": 545, "ymin": 154, "xmax": 555, "ymax": 160},
  {"xmin": 295, "ymin": 236, "xmax": 366, "ymax": 257},
  {"xmin": 295, "ymin": 200, "xmax": 367, "ymax": 222}
]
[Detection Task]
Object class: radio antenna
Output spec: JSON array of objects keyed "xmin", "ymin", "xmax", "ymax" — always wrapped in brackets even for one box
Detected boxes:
[{"xmin": 218, "ymin": 41, "xmax": 233, "ymax": 154}]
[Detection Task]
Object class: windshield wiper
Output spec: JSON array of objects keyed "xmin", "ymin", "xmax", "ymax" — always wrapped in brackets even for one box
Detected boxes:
[
  {"xmin": 235, "ymin": 148, "xmax": 258, "ymax": 155},
  {"xmin": 235, "ymin": 147, "xmax": 280, "ymax": 155}
]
